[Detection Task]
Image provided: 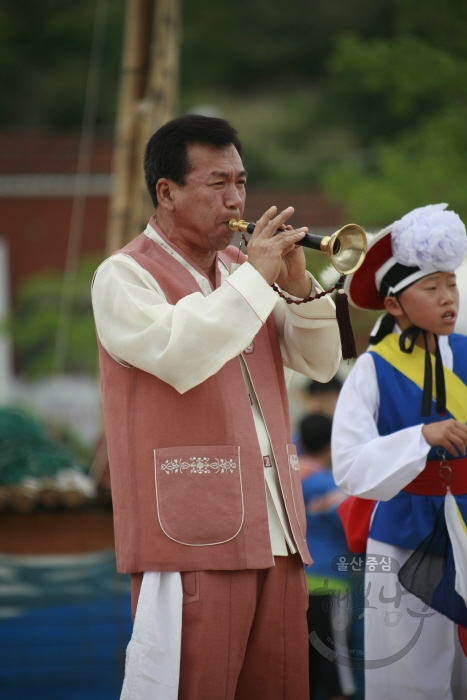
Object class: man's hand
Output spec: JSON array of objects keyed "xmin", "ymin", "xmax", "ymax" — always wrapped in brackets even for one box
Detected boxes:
[
  {"xmin": 246, "ymin": 206, "xmax": 311, "ymax": 296},
  {"xmin": 422, "ymin": 419, "xmax": 467, "ymax": 457}
]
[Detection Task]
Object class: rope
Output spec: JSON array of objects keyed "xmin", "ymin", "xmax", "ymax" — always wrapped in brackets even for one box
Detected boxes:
[{"xmin": 52, "ymin": 0, "xmax": 109, "ymax": 373}]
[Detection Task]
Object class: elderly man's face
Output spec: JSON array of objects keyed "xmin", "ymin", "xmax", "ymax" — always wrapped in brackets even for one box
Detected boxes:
[{"xmin": 168, "ymin": 143, "xmax": 247, "ymax": 255}]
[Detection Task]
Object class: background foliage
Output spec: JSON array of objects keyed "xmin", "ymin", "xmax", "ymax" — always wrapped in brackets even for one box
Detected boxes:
[
  {"xmin": 9, "ymin": 256, "xmax": 102, "ymax": 378},
  {"xmin": 2, "ymin": 0, "xmax": 466, "ymax": 374},
  {"xmin": 1, "ymin": 0, "xmax": 466, "ymax": 222}
]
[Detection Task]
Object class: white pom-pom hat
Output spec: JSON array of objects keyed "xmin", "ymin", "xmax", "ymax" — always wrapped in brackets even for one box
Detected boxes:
[{"xmin": 345, "ymin": 203, "xmax": 467, "ymax": 310}]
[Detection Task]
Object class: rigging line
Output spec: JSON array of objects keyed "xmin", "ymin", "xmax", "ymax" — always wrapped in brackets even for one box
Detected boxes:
[{"xmin": 52, "ymin": 0, "xmax": 109, "ymax": 374}]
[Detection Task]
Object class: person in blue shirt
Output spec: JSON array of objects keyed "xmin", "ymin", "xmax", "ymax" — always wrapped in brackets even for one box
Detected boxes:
[{"xmin": 300, "ymin": 412, "xmax": 356, "ymax": 699}]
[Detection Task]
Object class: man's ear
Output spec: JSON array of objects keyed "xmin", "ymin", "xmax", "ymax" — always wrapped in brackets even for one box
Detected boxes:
[
  {"xmin": 383, "ymin": 295, "xmax": 404, "ymax": 317},
  {"xmin": 155, "ymin": 178, "xmax": 176, "ymax": 211}
]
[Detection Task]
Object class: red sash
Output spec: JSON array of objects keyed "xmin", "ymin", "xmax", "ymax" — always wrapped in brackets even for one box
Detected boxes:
[
  {"xmin": 403, "ymin": 457, "xmax": 467, "ymax": 496},
  {"xmin": 338, "ymin": 457, "xmax": 467, "ymax": 553}
]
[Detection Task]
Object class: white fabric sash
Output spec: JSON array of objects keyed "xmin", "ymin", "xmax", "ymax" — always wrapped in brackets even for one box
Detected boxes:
[
  {"xmin": 120, "ymin": 572, "xmax": 183, "ymax": 700},
  {"xmin": 445, "ymin": 491, "xmax": 467, "ymax": 606}
]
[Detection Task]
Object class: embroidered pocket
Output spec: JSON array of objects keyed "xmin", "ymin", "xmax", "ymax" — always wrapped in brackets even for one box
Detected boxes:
[
  {"xmin": 154, "ymin": 445, "xmax": 243, "ymax": 546},
  {"xmin": 286, "ymin": 443, "xmax": 307, "ymax": 539}
]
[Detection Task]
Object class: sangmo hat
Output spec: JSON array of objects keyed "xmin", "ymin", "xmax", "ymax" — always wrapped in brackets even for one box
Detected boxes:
[{"xmin": 345, "ymin": 203, "xmax": 467, "ymax": 311}]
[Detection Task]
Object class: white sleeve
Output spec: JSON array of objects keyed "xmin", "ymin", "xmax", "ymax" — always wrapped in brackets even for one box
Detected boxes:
[
  {"xmin": 272, "ymin": 276, "xmax": 341, "ymax": 382},
  {"xmin": 331, "ymin": 352, "xmax": 431, "ymax": 501},
  {"xmin": 91, "ymin": 254, "xmax": 279, "ymax": 394}
]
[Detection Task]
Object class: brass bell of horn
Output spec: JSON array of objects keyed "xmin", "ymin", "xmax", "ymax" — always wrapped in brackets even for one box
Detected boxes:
[{"xmin": 228, "ymin": 219, "xmax": 367, "ymax": 275}]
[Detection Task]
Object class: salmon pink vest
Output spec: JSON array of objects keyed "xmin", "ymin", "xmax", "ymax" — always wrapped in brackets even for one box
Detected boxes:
[{"xmin": 97, "ymin": 227, "xmax": 311, "ymax": 573}]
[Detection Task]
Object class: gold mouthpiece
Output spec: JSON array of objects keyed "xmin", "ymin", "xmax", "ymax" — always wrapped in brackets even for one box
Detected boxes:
[{"xmin": 229, "ymin": 219, "xmax": 250, "ymax": 233}]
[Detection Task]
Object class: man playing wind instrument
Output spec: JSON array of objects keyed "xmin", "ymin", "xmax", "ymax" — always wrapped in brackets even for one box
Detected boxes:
[{"xmin": 92, "ymin": 114, "xmax": 341, "ymax": 699}]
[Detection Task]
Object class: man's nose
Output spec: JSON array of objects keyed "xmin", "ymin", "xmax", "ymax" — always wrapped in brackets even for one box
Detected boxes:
[{"xmin": 225, "ymin": 183, "xmax": 244, "ymax": 208}]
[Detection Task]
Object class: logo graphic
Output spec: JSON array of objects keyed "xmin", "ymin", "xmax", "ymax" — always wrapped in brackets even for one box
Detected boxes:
[{"xmin": 308, "ymin": 555, "xmax": 435, "ymax": 669}]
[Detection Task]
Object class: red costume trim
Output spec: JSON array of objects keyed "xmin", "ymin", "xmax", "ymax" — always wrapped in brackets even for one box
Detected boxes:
[{"xmin": 338, "ymin": 457, "xmax": 467, "ymax": 553}]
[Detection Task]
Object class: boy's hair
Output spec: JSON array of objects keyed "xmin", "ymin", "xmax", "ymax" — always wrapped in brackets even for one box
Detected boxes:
[
  {"xmin": 299, "ymin": 412, "xmax": 333, "ymax": 455},
  {"xmin": 304, "ymin": 377, "xmax": 342, "ymax": 397},
  {"xmin": 368, "ymin": 312, "xmax": 396, "ymax": 345},
  {"xmin": 144, "ymin": 114, "xmax": 243, "ymax": 207}
]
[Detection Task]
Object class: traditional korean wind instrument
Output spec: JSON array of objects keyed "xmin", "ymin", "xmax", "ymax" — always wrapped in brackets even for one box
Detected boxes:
[
  {"xmin": 229, "ymin": 219, "xmax": 367, "ymax": 275},
  {"xmin": 228, "ymin": 218, "xmax": 368, "ymax": 359}
]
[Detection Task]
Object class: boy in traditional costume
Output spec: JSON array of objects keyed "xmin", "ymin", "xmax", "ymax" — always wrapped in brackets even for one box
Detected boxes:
[{"xmin": 332, "ymin": 203, "xmax": 467, "ymax": 699}]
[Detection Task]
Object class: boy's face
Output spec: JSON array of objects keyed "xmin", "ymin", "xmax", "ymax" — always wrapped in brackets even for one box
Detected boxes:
[{"xmin": 390, "ymin": 271, "xmax": 459, "ymax": 335}]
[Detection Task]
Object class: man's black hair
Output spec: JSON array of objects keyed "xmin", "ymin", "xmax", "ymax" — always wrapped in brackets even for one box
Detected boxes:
[
  {"xmin": 299, "ymin": 412, "xmax": 333, "ymax": 455},
  {"xmin": 143, "ymin": 113, "xmax": 243, "ymax": 208}
]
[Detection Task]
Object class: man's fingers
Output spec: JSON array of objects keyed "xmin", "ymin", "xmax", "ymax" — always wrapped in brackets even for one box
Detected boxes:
[
  {"xmin": 255, "ymin": 206, "xmax": 296, "ymax": 238},
  {"xmin": 270, "ymin": 206, "xmax": 294, "ymax": 232},
  {"xmin": 280, "ymin": 242, "xmax": 299, "ymax": 257},
  {"xmin": 277, "ymin": 229, "xmax": 307, "ymax": 244},
  {"xmin": 251, "ymin": 206, "xmax": 278, "ymax": 237}
]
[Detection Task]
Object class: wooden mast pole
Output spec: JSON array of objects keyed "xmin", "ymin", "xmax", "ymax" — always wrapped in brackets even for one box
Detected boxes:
[
  {"xmin": 105, "ymin": 0, "xmax": 153, "ymax": 255},
  {"xmin": 127, "ymin": 0, "xmax": 182, "ymax": 241},
  {"xmin": 106, "ymin": 0, "xmax": 182, "ymax": 254}
]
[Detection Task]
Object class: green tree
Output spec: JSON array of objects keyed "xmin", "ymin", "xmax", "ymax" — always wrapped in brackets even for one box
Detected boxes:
[
  {"xmin": 324, "ymin": 107, "xmax": 467, "ymax": 227},
  {"xmin": 0, "ymin": 0, "xmax": 124, "ymax": 128},
  {"xmin": 2, "ymin": 0, "xmax": 467, "ymax": 201},
  {"xmin": 8, "ymin": 255, "xmax": 102, "ymax": 378},
  {"xmin": 321, "ymin": 1, "xmax": 467, "ymax": 225}
]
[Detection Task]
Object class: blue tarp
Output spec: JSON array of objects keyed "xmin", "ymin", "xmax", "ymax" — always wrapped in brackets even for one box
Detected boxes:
[{"xmin": 0, "ymin": 549, "xmax": 132, "ymax": 699}]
